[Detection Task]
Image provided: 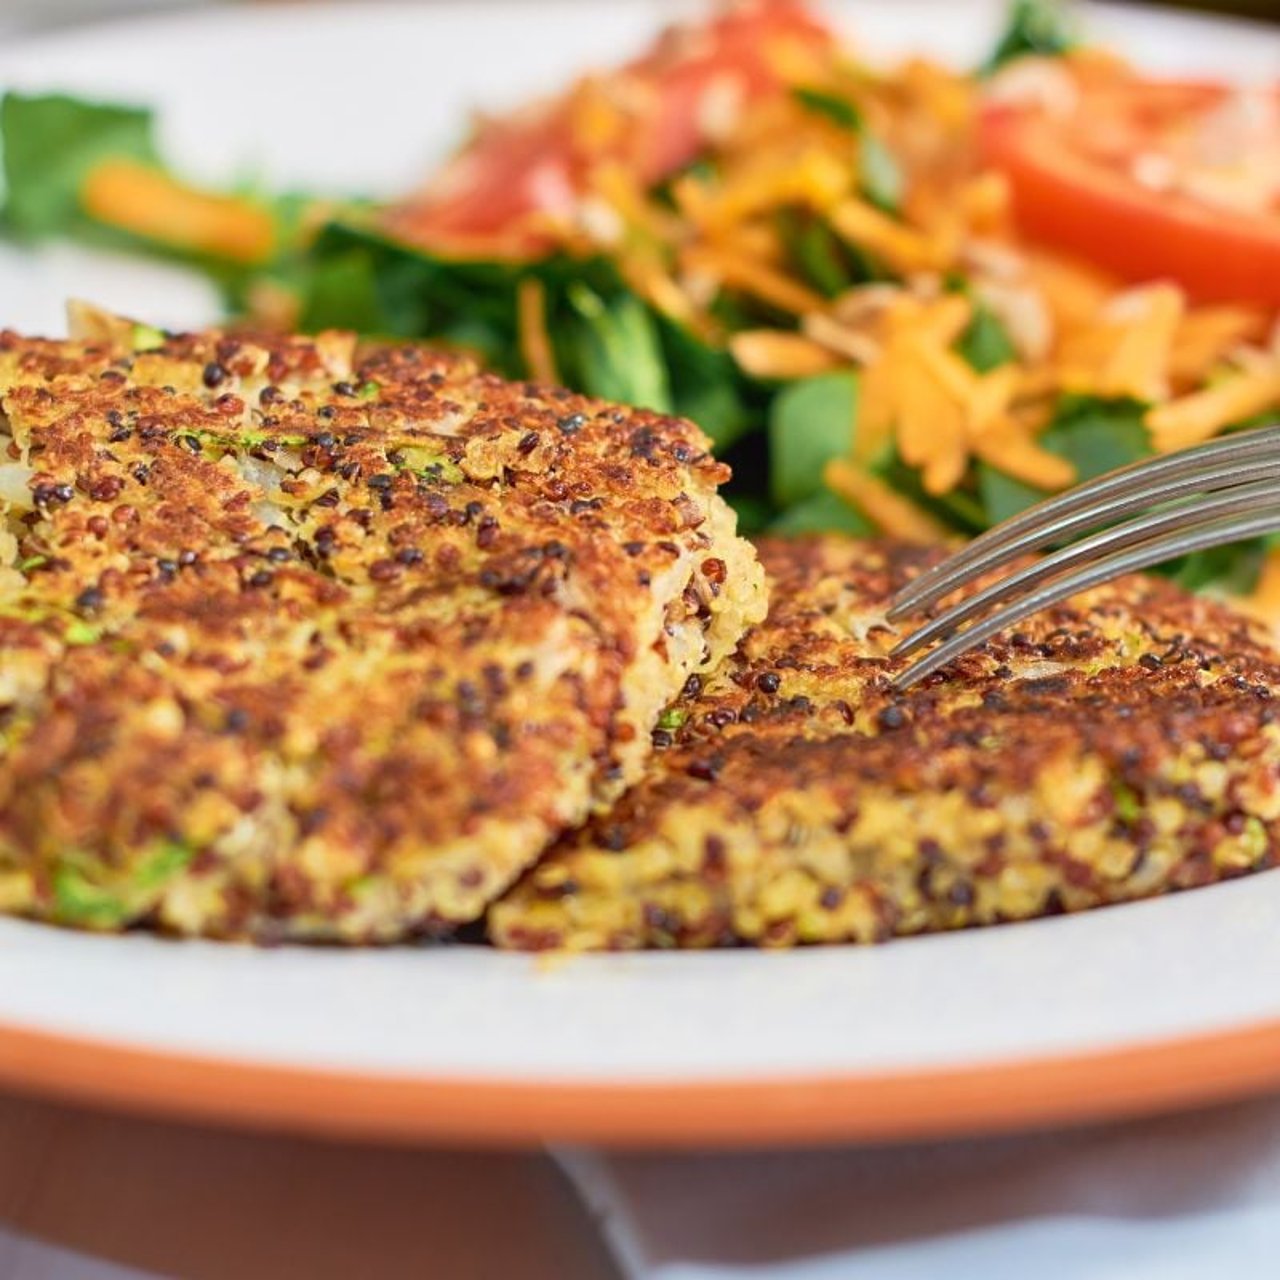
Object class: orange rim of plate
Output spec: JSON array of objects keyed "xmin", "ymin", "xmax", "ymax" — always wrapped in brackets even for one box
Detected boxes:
[{"xmin": 1, "ymin": 1017, "xmax": 1280, "ymax": 1146}]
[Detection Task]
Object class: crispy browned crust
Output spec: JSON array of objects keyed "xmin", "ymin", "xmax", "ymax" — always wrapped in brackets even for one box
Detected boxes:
[
  {"xmin": 0, "ymin": 317, "xmax": 764, "ymax": 940},
  {"xmin": 490, "ymin": 536, "xmax": 1280, "ymax": 950}
]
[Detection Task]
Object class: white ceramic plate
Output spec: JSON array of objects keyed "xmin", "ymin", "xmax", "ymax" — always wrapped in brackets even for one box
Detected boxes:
[{"xmin": 1, "ymin": 0, "xmax": 1279, "ymax": 1148}]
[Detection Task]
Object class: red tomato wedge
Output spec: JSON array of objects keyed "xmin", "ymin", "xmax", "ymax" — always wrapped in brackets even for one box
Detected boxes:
[
  {"xmin": 979, "ymin": 72, "xmax": 1280, "ymax": 305},
  {"xmin": 384, "ymin": 0, "xmax": 834, "ymax": 257}
]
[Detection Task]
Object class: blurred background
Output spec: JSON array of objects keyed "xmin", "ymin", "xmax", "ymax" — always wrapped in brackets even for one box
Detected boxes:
[{"xmin": 1, "ymin": 0, "xmax": 1277, "ymax": 35}]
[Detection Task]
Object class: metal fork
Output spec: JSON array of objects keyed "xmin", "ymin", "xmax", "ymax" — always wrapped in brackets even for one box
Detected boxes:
[{"xmin": 887, "ymin": 424, "xmax": 1280, "ymax": 691}]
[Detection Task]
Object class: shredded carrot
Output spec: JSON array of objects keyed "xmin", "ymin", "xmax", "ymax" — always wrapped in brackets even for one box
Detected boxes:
[
  {"xmin": 729, "ymin": 330, "xmax": 842, "ymax": 379},
  {"xmin": 1012, "ymin": 365, "xmax": 1061, "ymax": 401},
  {"xmin": 588, "ymin": 163, "xmax": 683, "ymax": 243},
  {"xmin": 1098, "ymin": 285, "xmax": 1185, "ymax": 402},
  {"xmin": 711, "ymin": 221, "xmax": 786, "ymax": 265},
  {"xmin": 888, "ymin": 293, "xmax": 972, "ymax": 346},
  {"xmin": 1169, "ymin": 307, "xmax": 1269, "ymax": 386},
  {"xmin": 1025, "ymin": 250, "xmax": 1116, "ymax": 336},
  {"xmin": 1146, "ymin": 368, "xmax": 1280, "ymax": 453},
  {"xmin": 622, "ymin": 258, "xmax": 712, "ymax": 336},
  {"xmin": 825, "ymin": 459, "xmax": 951, "ymax": 543},
  {"xmin": 718, "ymin": 95, "xmax": 826, "ymax": 155},
  {"xmin": 957, "ymin": 171, "xmax": 1011, "ymax": 234},
  {"xmin": 844, "ymin": 287, "xmax": 1068, "ymax": 498},
  {"xmin": 966, "ymin": 365, "xmax": 1022, "ymax": 435},
  {"xmin": 852, "ymin": 345, "xmax": 898, "ymax": 464},
  {"xmin": 1230, "ymin": 344, "xmax": 1280, "ymax": 378},
  {"xmin": 1057, "ymin": 284, "xmax": 1184, "ymax": 403},
  {"xmin": 1054, "ymin": 327, "xmax": 1118, "ymax": 384},
  {"xmin": 569, "ymin": 79, "xmax": 626, "ymax": 157},
  {"xmin": 832, "ymin": 284, "xmax": 904, "ymax": 328},
  {"xmin": 900, "ymin": 56, "xmax": 974, "ymax": 131},
  {"xmin": 517, "ymin": 278, "xmax": 560, "ymax": 385},
  {"xmin": 895, "ymin": 348, "xmax": 969, "ymax": 495},
  {"xmin": 670, "ymin": 174, "xmax": 715, "ymax": 224},
  {"xmin": 683, "ymin": 246, "xmax": 826, "ymax": 315},
  {"xmin": 829, "ymin": 198, "xmax": 953, "ymax": 274},
  {"xmin": 764, "ymin": 33, "xmax": 834, "ymax": 86},
  {"xmin": 81, "ymin": 159, "xmax": 275, "ymax": 265},
  {"xmin": 801, "ymin": 312, "xmax": 881, "ymax": 365},
  {"xmin": 913, "ymin": 337, "xmax": 980, "ymax": 409},
  {"xmin": 692, "ymin": 149, "xmax": 850, "ymax": 229},
  {"xmin": 970, "ymin": 423, "xmax": 1076, "ymax": 490},
  {"xmin": 846, "ymin": 297, "xmax": 971, "ymax": 486}
]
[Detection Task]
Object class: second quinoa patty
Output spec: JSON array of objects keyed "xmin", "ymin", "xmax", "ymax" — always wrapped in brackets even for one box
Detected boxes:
[
  {"xmin": 490, "ymin": 535, "xmax": 1280, "ymax": 950},
  {"xmin": 0, "ymin": 309, "xmax": 764, "ymax": 940}
]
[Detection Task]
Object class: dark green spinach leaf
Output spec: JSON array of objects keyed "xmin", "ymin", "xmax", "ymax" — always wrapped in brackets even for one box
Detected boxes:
[
  {"xmin": 564, "ymin": 283, "xmax": 672, "ymax": 412},
  {"xmin": 983, "ymin": 0, "xmax": 1078, "ymax": 74},
  {"xmin": 956, "ymin": 305, "xmax": 1018, "ymax": 373},
  {"xmin": 768, "ymin": 371, "xmax": 858, "ymax": 507},
  {"xmin": 769, "ymin": 489, "xmax": 872, "ymax": 536},
  {"xmin": 728, "ymin": 493, "xmax": 775, "ymax": 535},
  {"xmin": 790, "ymin": 86, "xmax": 862, "ymax": 131},
  {"xmin": 777, "ymin": 209, "xmax": 852, "ymax": 298},
  {"xmin": 656, "ymin": 314, "xmax": 753, "ymax": 450}
]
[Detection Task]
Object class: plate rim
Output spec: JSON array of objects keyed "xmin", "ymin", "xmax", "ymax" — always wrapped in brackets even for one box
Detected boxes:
[
  {"xmin": 3, "ymin": 0, "xmax": 1280, "ymax": 1148},
  {"xmin": 3, "ymin": 1014, "xmax": 1280, "ymax": 1147}
]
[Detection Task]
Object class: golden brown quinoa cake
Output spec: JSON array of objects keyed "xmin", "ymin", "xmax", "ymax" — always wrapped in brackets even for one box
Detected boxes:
[
  {"xmin": 0, "ymin": 309, "xmax": 764, "ymax": 940},
  {"xmin": 490, "ymin": 535, "xmax": 1280, "ymax": 950}
]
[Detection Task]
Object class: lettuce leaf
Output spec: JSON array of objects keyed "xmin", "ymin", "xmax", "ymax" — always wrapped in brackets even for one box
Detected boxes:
[
  {"xmin": 768, "ymin": 371, "xmax": 858, "ymax": 508},
  {"xmin": 2, "ymin": 92, "xmax": 158, "ymax": 237}
]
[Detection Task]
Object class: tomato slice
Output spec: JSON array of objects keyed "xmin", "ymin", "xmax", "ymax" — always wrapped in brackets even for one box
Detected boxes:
[
  {"xmin": 979, "ymin": 73, "xmax": 1280, "ymax": 306},
  {"xmin": 385, "ymin": 0, "xmax": 833, "ymax": 257}
]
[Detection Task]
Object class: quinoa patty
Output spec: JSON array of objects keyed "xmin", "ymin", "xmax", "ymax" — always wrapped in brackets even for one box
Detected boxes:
[
  {"xmin": 0, "ymin": 309, "xmax": 764, "ymax": 940},
  {"xmin": 490, "ymin": 536, "xmax": 1280, "ymax": 949}
]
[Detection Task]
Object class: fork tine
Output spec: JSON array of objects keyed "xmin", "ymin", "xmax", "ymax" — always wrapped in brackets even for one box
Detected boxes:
[
  {"xmin": 891, "ymin": 478, "xmax": 1280, "ymax": 660},
  {"xmin": 888, "ymin": 453, "xmax": 1280, "ymax": 624},
  {"xmin": 890, "ymin": 423, "xmax": 1280, "ymax": 613},
  {"xmin": 887, "ymin": 424, "xmax": 1280, "ymax": 621},
  {"xmin": 892, "ymin": 505, "xmax": 1280, "ymax": 691}
]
